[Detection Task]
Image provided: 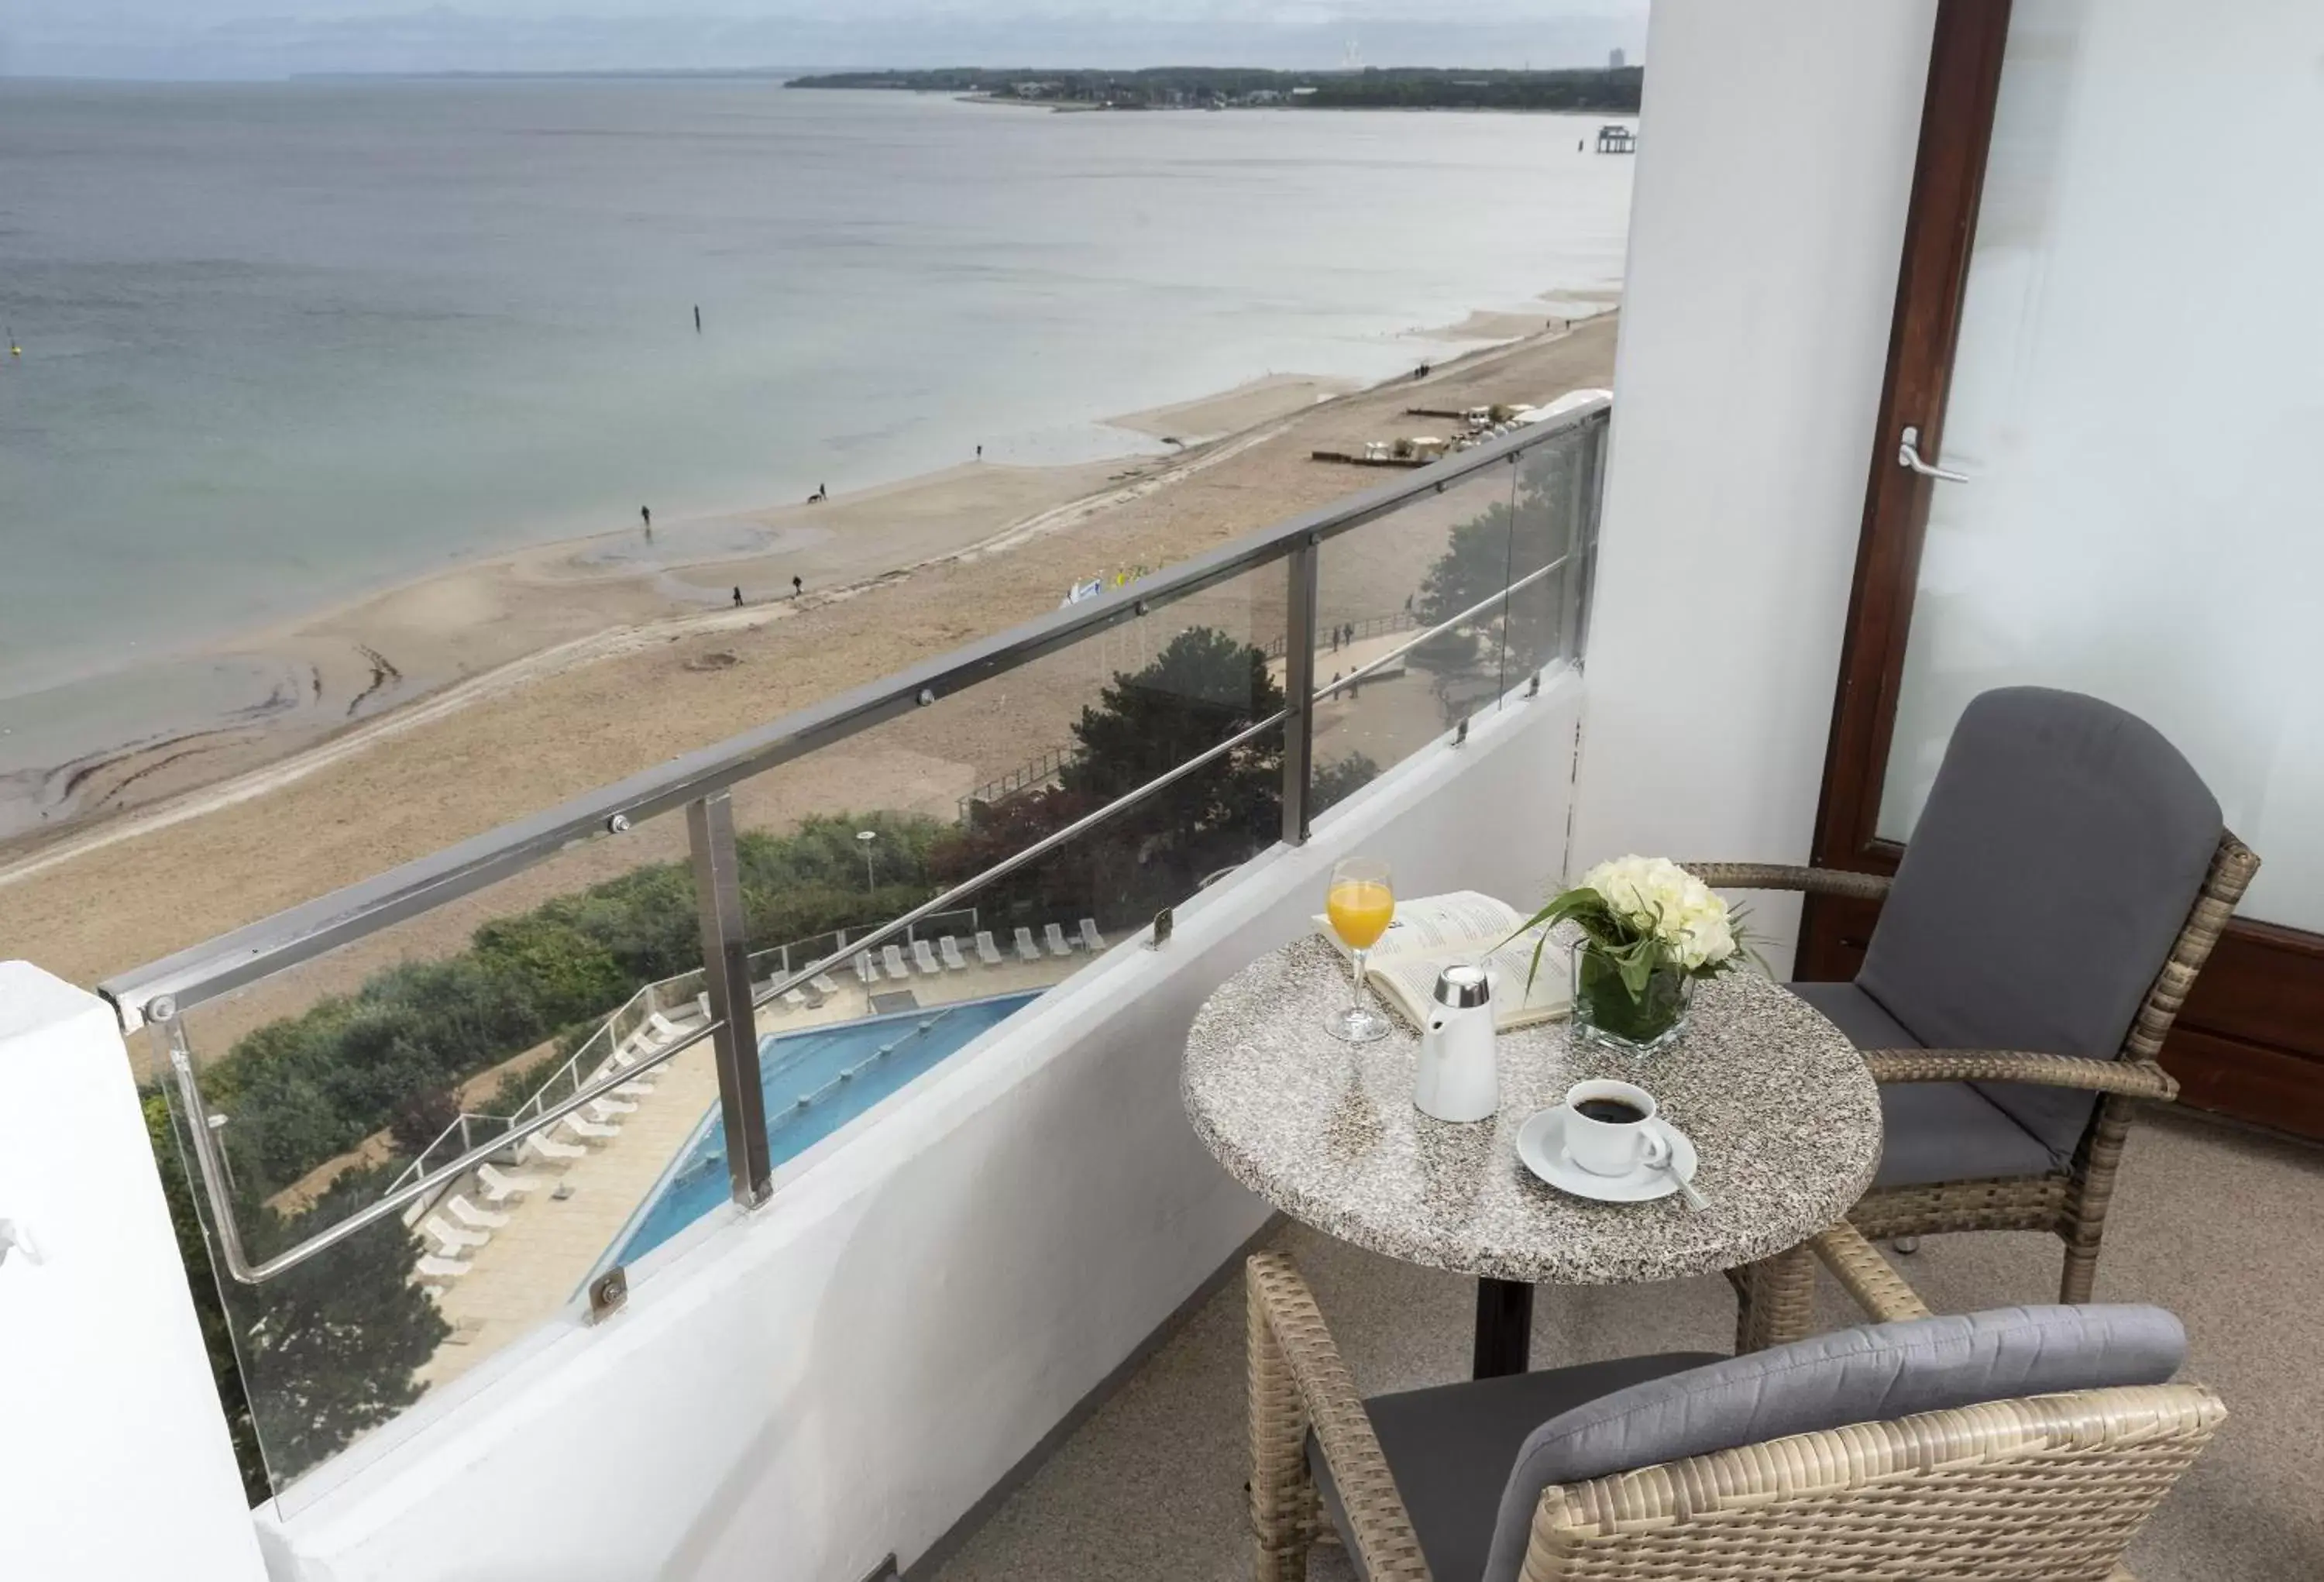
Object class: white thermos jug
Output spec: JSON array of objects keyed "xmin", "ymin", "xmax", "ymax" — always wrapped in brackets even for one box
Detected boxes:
[{"xmin": 1414, "ymin": 963, "xmax": 1498, "ymax": 1123}]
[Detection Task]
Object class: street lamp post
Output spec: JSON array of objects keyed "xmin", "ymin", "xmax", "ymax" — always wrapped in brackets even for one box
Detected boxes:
[{"xmin": 856, "ymin": 829, "xmax": 877, "ymax": 893}]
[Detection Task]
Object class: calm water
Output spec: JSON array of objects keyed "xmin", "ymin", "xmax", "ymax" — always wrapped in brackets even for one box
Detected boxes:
[{"xmin": 0, "ymin": 81, "xmax": 1631, "ymax": 763}]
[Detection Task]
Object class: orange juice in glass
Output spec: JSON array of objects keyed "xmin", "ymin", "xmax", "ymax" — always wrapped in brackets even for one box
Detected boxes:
[{"xmin": 1325, "ymin": 857, "xmax": 1394, "ymax": 1042}]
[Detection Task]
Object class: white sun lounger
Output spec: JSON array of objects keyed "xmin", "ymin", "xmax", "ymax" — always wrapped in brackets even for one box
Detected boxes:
[
  {"xmin": 811, "ymin": 973, "xmax": 842, "ymax": 996},
  {"xmin": 604, "ymin": 1048, "xmax": 655, "ymax": 1093},
  {"xmin": 783, "ymin": 986, "xmax": 810, "ymax": 1009},
  {"xmin": 477, "ymin": 1161, "xmax": 541, "ymax": 1204},
  {"xmin": 855, "ymin": 951, "xmax": 880, "ymax": 984},
  {"xmin": 912, "ymin": 939, "xmax": 942, "ymax": 976},
  {"xmin": 1046, "ymin": 923, "xmax": 1074, "ymax": 957},
  {"xmin": 975, "ymin": 930, "xmax": 1005, "ymax": 967},
  {"xmin": 1015, "ymin": 927, "xmax": 1043, "ymax": 963},
  {"xmin": 939, "ymin": 936, "xmax": 968, "ymax": 972},
  {"xmin": 524, "ymin": 1130, "xmax": 586, "ymax": 1165},
  {"xmin": 645, "ymin": 1012, "xmax": 682, "ymax": 1046},
  {"xmin": 448, "ymin": 1195, "xmax": 510, "ymax": 1231},
  {"xmin": 1079, "ymin": 918, "xmax": 1106, "ymax": 953},
  {"xmin": 586, "ymin": 1096, "xmax": 636, "ymax": 1121},
  {"xmin": 415, "ymin": 1254, "xmax": 472, "ymax": 1285},
  {"xmin": 883, "ymin": 943, "xmax": 912, "ymax": 978},
  {"xmin": 423, "ymin": 1214, "xmax": 490, "ymax": 1254},
  {"xmin": 562, "ymin": 1113, "xmax": 619, "ymax": 1144}
]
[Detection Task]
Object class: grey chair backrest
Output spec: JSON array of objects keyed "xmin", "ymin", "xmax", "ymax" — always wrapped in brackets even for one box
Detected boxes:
[
  {"xmin": 1858, "ymin": 686, "xmax": 2221, "ymax": 1157},
  {"xmin": 1481, "ymin": 1303, "xmax": 2186, "ymax": 1582}
]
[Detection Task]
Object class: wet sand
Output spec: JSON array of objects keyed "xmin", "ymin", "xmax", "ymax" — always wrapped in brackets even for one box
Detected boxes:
[{"xmin": 0, "ymin": 315, "xmax": 1618, "ymax": 1061}]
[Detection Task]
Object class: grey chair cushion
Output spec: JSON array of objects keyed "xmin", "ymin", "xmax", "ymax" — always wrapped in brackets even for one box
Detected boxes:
[
  {"xmin": 1875, "ymin": 1079, "xmax": 2058, "ymax": 1186},
  {"xmin": 1859, "ymin": 687, "xmax": 2221, "ymax": 1161},
  {"xmin": 1786, "ymin": 979, "xmax": 1919, "ymax": 1051},
  {"xmin": 1467, "ymin": 1305, "xmax": 2185, "ymax": 1582},
  {"xmin": 1308, "ymin": 1352, "xmax": 1717, "ymax": 1582},
  {"xmin": 1787, "ymin": 982, "xmax": 2059, "ymax": 1185}
]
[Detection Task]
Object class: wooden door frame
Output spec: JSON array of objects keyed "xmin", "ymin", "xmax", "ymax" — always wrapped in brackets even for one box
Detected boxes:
[
  {"xmin": 1797, "ymin": 0, "xmax": 2324, "ymax": 1140},
  {"xmin": 1798, "ymin": 0, "xmax": 2014, "ymax": 978}
]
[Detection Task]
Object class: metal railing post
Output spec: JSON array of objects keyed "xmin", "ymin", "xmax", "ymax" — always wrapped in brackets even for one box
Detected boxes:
[
  {"xmin": 688, "ymin": 793, "xmax": 774, "ymax": 1208},
  {"xmin": 1281, "ymin": 535, "xmax": 1320, "ymax": 845}
]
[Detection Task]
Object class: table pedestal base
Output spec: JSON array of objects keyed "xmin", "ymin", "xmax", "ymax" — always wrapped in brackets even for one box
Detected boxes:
[{"xmin": 1473, "ymin": 1278, "xmax": 1534, "ymax": 1377}]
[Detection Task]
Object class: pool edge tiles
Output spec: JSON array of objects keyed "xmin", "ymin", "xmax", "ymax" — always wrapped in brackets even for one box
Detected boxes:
[{"xmin": 595, "ymin": 991, "xmax": 1043, "ymax": 1277}]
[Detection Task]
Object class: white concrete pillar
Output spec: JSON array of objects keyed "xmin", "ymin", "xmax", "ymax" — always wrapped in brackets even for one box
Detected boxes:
[
  {"xmin": 1574, "ymin": 0, "xmax": 1941, "ymax": 970},
  {"xmin": 0, "ymin": 961, "xmax": 265, "ymax": 1580}
]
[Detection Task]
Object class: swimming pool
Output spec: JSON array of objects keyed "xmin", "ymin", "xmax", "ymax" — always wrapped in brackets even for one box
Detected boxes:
[{"xmin": 603, "ymin": 992, "xmax": 1040, "ymax": 1270}]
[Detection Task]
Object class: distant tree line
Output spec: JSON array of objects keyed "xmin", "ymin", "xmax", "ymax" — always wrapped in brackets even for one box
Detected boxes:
[{"xmin": 786, "ymin": 65, "xmax": 1643, "ymax": 114}]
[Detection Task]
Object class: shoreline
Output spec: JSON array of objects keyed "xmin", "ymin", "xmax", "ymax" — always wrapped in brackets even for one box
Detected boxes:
[
  {"xmin": 0, "ymin": 311, "xmax": 1618, "ymax": 1018},
  {"xmin": 0, "ymin": 320, "xmax": 1588, "ymax": 862}
]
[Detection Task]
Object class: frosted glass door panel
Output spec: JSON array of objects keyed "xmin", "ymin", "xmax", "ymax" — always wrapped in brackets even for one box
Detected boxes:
[{"xmin": 1878, "ymin": 0, "xmax": 2324, "ymax": 930}]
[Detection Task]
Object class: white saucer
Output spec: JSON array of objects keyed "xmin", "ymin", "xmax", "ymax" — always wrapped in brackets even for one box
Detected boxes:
[{"xmin": 1517, "ymin": 1106, "xmax": 1700, "ymax": 1203}]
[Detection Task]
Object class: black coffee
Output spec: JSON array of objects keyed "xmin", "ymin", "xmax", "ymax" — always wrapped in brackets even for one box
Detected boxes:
[{"xmin": 1575, "ymin": 1099, "xmax": 1646, "ymax": 1125}]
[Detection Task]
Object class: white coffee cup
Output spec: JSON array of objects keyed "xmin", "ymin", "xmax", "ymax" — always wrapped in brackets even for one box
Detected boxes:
[{"xmin": 1563, "ymin": 1078, "xmax": 1672, "ymax": 1178}]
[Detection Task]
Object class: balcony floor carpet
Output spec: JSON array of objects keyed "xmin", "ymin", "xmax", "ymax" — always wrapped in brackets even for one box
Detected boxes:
[{"xmin": 927, "ymin": 1107, "xmax": 2324, "ymax": 1582}]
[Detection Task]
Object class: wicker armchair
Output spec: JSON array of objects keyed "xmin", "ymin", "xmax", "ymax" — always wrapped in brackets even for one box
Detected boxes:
[
  {"xmin": 1247, "ymin": 1230, "xmax": 2222, "ymax": 1581},
  {"xmin": 1691, "ymin": 688, "xmax": 2258, "ymax": 1325}
]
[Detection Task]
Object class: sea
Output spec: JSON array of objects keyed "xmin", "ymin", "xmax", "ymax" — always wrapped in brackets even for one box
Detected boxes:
[{"xmin": 0, "ymin": 78, "xmax": 1633, "ymax": 831}]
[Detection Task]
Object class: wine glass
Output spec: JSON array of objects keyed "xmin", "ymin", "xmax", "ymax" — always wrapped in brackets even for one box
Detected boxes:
[{"xmin": 1325, "ymin": 856, "xmax": 1395, "ymax": 1042}]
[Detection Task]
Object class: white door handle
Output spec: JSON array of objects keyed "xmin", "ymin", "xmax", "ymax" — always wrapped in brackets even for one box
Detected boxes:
[{"xmin": 1898, "ymin": 425, "xmax": 1972, "ymax": 483}]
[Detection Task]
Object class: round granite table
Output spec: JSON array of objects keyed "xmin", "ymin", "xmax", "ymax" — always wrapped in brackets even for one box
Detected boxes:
[{"xmin": 1183, "ymin": 935, "xmax": 1882, "ymax": 1376}]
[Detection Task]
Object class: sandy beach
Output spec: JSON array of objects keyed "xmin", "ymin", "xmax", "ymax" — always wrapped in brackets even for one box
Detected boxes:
[{"xmin": 0, "ymin": 312, "xmax": 1617, "ymax": 1061}]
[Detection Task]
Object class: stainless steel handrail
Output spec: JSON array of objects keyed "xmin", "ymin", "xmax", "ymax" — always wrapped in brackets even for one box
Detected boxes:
[{"xmin": 99, "ymin": 401, "xmax": 1607, "ymax": 1033}]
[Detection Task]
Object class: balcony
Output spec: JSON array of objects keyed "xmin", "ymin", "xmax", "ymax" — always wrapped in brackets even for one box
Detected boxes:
[
  {"xmin": 9, "ymin": 9, "xmax": 2322, "ymax": 1578},
  {"xmin": 12, "ymin": 376, "xmax": 2314, "ymax": 1582}
]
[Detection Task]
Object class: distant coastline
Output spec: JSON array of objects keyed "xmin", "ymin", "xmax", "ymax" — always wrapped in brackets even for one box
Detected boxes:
[{"xmin": 787, "ymin": 65, "xmax": 1643, "ymax": 114}]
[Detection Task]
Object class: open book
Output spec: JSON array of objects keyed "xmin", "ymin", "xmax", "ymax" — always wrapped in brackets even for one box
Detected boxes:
[{"xmin": 1314, "ymin": 890, "xmax": 1570, "ymax": 1033}]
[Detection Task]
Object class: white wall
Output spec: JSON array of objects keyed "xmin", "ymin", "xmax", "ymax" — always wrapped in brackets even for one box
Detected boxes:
[
  {"xmin": 0, "ymin": 962, "xmax": 267, "ymax": 1582},
  {"xmin": 1572, "ymin": 0, "xmax": 1939, "ymax": 970},
  {"xmin": 256, "ymin": 680, "xmax": 1582, "ymax": 1582}
]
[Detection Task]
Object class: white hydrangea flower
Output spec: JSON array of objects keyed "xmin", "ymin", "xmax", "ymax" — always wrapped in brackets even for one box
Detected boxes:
[{"xmin": 1579, "ymin": 855, "xmax": 1738, "ymax": 968}]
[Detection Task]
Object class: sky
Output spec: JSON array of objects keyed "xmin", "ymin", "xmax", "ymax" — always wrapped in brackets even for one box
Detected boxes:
[{"xmin": 0, "ymin": 1, "xmax": 1649, "ymax": 81}]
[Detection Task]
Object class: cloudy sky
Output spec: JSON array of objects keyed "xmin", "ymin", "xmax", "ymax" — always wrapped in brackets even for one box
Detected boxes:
[{"xmin": 0, "ymin": 0, "xmax": 1649, "ymax": 80}]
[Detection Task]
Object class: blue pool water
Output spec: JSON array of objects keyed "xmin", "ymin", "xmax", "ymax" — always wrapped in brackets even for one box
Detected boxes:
[{"xmin": 606, "ymin": 992, "xmax": 1039, "ymax": 1269}]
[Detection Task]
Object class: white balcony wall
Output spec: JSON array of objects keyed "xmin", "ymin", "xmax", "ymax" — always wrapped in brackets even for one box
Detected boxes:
[
  {"xmin": 0, "ymin": 963, "xmax": 267, "ymax": 1582},
  {"xmin": 253, "ymin": 680, "xmax": 1582, "ymax": 1582},
  {"xmin": 1573, "ymin": 0, "xmax": 1940, "ymax": 970}
]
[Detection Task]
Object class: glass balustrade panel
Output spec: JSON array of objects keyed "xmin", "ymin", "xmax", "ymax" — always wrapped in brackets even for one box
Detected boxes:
[{"xmin": 156, "ymin": 803, "xmax": 703, "ymax": 1511}]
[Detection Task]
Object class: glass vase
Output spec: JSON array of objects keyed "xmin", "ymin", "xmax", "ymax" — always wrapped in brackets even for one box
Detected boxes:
[{"xmin": 1569, "ymin": 938, "xmax": 1695, "ymax": 1057}]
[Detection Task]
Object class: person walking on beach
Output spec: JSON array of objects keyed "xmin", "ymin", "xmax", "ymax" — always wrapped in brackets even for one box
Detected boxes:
[
  {"xmin": 694, "ymin": 305, "xmax": 702, "ymax": 333},
  {"xmin": 976, "ymin": 444, "xmax": 983, "ymax": 460},
  {"xmin": 641, "ymin": 504, "xmax": 652, "ymax": 540},
  {"xmin": 792, "ymin": 575, "xmax": 803, "ymax": 598},
  {"xmin": 732, "ymin": 586, "xmax": 744, "ymax": 608}
]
